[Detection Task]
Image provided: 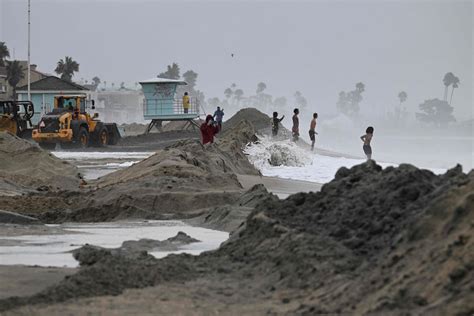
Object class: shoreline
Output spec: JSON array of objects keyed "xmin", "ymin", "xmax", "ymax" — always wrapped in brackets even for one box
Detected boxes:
[{"xmin": 237, "ymin": 174, "xmax": 322, "ymax": 198}]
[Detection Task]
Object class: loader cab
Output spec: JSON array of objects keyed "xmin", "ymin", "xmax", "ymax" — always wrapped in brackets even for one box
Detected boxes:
[{"xmin": 53, "ymin": 95, "xmax": 91, "ymax": 114}]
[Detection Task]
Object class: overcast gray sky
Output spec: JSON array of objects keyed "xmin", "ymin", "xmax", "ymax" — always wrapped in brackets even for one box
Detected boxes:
[{"xmin": 1, "ymin": 0, "xmax": 472, "ymax": 119}]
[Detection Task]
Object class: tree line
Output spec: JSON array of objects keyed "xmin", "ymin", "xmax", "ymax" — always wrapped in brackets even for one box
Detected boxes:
[
  {"xmin": 335, "ymin": 72, "xmax": 460, "ymax": 127},
  {"xmin": 0, "ymin": 41, "xmax": 463, "ymax": 126}
]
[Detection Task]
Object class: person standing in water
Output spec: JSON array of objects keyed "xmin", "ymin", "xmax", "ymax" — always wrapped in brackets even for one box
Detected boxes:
[
  {"xmin": 292, "ymin": 108, "xmax": 300, "ymax": 142},
  {"xmin": 309, "ymin": 112, "xmax": 318, "ymax": 151},
  {"xmin": 272, "ymin": 112, "xmax": 285, "ymax": 137},
  {"xmin": 360, "ymin": 126, "xmax": 374, "ymax": 160}
]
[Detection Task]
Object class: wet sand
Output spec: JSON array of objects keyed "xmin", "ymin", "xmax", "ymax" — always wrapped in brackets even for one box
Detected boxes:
[
  {"xmin": 237, "ymin": 174, "xmax": 322, "ymax": 198},
  {"xmin": 0, "ymin": 266, "xmax": 76, "ymax": 299}
]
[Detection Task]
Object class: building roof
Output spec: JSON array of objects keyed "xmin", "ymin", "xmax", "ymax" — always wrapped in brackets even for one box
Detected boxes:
[
  {"xmin": 17, "ymin": 76, "xmax": 89, "ymax": 91},
  {"xmin": 139, "ymin": 77, "xmax": 187, "ymax": 85}
]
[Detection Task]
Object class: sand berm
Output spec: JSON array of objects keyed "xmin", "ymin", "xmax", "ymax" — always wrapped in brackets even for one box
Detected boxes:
[{"xmin": 0, "ymin": 108, "xmax": 472, "ymax": 315}]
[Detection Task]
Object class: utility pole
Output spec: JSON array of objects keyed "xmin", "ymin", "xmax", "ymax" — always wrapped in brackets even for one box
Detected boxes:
[{"xmin": 27, "ymin": 0, "xmax": 31, "ymax": 101}]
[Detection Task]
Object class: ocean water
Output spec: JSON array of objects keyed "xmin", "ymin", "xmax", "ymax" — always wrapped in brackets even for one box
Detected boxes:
[{"xmin": 244, "ymin": 136, "xmax": 447, "ymax": 184}]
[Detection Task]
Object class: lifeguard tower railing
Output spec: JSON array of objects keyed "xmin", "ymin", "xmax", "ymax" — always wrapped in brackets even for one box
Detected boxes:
[{"xmin": 143, "ymin": 98, "xmax": 200, "ymax": 119}]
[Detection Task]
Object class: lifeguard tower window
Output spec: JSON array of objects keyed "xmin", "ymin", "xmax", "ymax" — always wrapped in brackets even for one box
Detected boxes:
[{"xmin": 139, "ymin": 78, "xmax": 201, "ymax": 133}]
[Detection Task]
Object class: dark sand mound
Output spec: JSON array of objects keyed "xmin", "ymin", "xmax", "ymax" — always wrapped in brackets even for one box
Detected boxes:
[
  {"xmin": 0, "ymin": 132, "xmax": 81, "ymax": 193},
  {"xmin": 117, "ymin": 130, "xmax": 198, "ymax": 149},
  {"xmin": 0, "ymin": 210, "xmax": 40, "ymax": 224},
  {"xmin": 33, "ymin": 120, "xmax": 260, "ymax": 223},
  {"xmin": 119, "ymin": 123, "xmax": 150, "ymax": 136},
  {"xmin": 187, "ymin": 184, "xmax": 273, "ymax": 232},
  {"xmin": 223, "ymin": 108, "xmax": 272, "ymax": 132},
  {"xmin": 162, "ymin": 119, "xmax": 203, "ymax": 132},
  {"xmin": 3, "ymin": 162, "xmax": 472, "ymax": 315},
  {"xmin": 72, "ymin": 232, "xmax": 200, "ymax": 261}
]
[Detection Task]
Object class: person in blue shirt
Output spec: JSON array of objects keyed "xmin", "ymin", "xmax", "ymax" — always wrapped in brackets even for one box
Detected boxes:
[{"xmin": 213, "ymin": 107, "xmax": 224, "ymax": 131}]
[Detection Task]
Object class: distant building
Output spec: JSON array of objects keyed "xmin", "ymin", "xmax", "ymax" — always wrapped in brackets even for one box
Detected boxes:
[
  {"xmin": 0, "ymin": 62, "xmax": 49, "ymax": 101},
  {"xmin": 16, "ymin": 76, "xmax": 90, "ymax": 125},
  {"xmin": 16, "ymin": 62, "xmax": 50, "ymax": 89}
]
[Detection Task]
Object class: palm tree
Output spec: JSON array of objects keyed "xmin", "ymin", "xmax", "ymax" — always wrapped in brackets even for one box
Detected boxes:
[
  {"xmin": 0, "ymin": 42, "xmax": 10, "ymax": 66},
  {"xmin": 442, "ymin": 72, "xmax": 455, "ymax": 101},
  {"xmin": 355, "ymin": 82, "xmax": 365, "ymax": 93},
  {"xmin": 256, "ymin": 82, "xmax": 267, "ymax": 94},
  {"xmin": 6, "ymin": 60, "xmax": 25, "ymax": 100},
  {"xmin": 92, "ymin": 76, "xmax": 100, "ymax": 91},
  {"xmin": 449, "ymin": 76, "xmax": 460, "ymax": 105},
  {"xmin": 234, "ymin": 89, "xmax": 244, "ymax": 105},
  {"xmin": 398, "ymin": 91, "xmax": 408, "ymax": 105},
  {"xmin": 224, "ymin": 88, "xmax": 233, "ymax": 99},
  {"xmin": 54, "ymin": 56, "xmax": 79, "ymax": 82}
]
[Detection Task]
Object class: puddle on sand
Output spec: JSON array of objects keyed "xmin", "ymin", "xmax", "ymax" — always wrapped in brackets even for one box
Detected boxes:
[
  {"xmin": 0, "ymin": 220, "xmax": 228, "ymax": 268},
  {"xmin": 51, "ymin": 151, "xmax": 154, "ymax": 180}
]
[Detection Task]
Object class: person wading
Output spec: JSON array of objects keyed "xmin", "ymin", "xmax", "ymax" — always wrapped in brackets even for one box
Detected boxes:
[
  {"xmin": 292, "ymin": 108, "xmax": 300, "ymax": 142},
  {"xmin": 272, "ymin": 111, "xmax": 285, "ymax": 137},
  {"xmin": 360, "ymin": 126, "xmax": 374, "ymax": 160},
  {"xmin": 309, "ymin": 112, "xmax": 318, "ymax": 151}
]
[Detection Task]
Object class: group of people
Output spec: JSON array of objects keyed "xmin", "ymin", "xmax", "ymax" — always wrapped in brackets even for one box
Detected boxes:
[
  {"xmin": 188, "ymin": 90, "xmax": 374, "ymax": 159},
  {"xmin": 272, "ymin": 108, "xmax": 374, "ymax": 160},
  {"xmin": 183, "ymin": 92, "xmax": 225, "ymax": 145},
  {"xmin": 272, "ymin": 108, "xmax": 319, "ymax": 151}
]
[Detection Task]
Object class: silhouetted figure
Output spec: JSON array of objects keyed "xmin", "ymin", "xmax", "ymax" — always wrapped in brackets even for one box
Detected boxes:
[
  {"xmin": 272, "ymin": 111, "xmax": 285, "ymax": 137},
  {"xmin": 213, "ymin": 106, "xmax": 224, "ymax": 131},
  {"xmin": 309, "ymin": 112, "xmax": 318, "ymax": 151},
  {"xmin": 292, "ymin": 108, "xmax": 299, "ymax": 142},
  {"xmin": 360, "ymin": 126, "xmax": 374, "ymax": 160}
]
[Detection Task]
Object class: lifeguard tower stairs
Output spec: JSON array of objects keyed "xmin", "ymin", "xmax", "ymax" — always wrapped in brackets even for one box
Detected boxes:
[{"xmin": 139, "ymin": 78, "xmax": 201, "ymax": 133}]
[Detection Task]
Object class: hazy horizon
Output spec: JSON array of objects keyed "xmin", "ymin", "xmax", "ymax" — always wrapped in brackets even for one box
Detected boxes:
[{"xmin": 1, "ymin": 0, "xmax": 472, "ymax": 120}]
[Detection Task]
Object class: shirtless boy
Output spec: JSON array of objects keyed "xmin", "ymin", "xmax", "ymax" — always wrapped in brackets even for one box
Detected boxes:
[
  {"xmin": 309, "ymin": 113, "xmax": 318, "ymax": 151},
  {"xmin": 360, "ymin": 126, "xmax": 374, "ymax": 160}
]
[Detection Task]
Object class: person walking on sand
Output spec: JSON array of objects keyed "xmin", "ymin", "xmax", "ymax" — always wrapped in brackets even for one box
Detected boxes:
[
  {"xmin": 360, "ymin": 126, "xmax": 374, "ymax": 160},
  {"xmin": 201, "ymin": 114, "xmax": 220, "ymax": 145},
  {"xmin": 309, "ymin": 112, "xmax": 318, "ymax": 151},
  {"xmin": 292, "ymin": 108, "xmax": 300, "ymax": 142},
  {"xmin": 271, "ymin": 111, "xmax": 285, "ymax": 137},
  {"xmin": 183, "ymin": 92, "xmax": 190, "ymax": 114},
  {"xmin": 213, "ymin": 106, "xmax": 224, "ymax": 131}
]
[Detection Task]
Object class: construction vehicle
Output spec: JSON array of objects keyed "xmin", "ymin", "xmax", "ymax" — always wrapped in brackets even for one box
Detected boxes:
[
  {"xmin": 0, "ymin": 100, "xmax": 35, "ymax": 137},
  {"xmin": 32, "ymin": 95, "xmax": 120, "ymax": 149}
]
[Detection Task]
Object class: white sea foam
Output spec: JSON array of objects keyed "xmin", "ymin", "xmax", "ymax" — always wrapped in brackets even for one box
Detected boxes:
[{"xmin": 244, "ymin": 136, "xmax": 446, "ymax": 184}]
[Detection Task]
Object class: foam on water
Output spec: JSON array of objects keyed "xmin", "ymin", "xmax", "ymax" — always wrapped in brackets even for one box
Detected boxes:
[{"xmin": 244, "ymin": 136, "xmax": 446, "ymax": 183}]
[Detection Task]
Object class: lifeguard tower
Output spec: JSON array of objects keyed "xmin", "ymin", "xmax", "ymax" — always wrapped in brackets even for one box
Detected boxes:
[{"xmin": 139, "ymin": 78, "xmax": 200, "ymax": 133}]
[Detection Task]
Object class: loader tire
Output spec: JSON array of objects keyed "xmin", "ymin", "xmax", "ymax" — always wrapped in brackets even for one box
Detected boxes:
[
  {"xmin": 76, "ymin": 127, "xmax": 89, "ymax": 149},
  {"xmin": 92, "ymin": 124, "xmax": 108, "ymax": 147}
]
